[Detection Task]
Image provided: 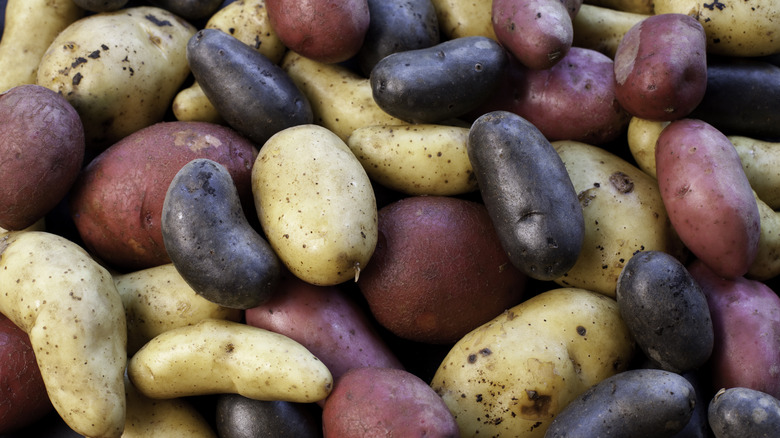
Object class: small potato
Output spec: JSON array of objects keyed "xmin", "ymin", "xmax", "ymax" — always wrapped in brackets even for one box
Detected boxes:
[
  {"xmin": 584, "ymin": 0, "xmax": 653, "ymax": 14},
  {"xmin": 216, "ymin": 394, "xmax": 322, "ymax": 438},
  {"xmin": 252, "ymin": 124, "xmax": 378, "ymax": 286},
  {"xmin": 72, "ymin": 0, "xmax": 128, "ymax": 12},
  {"xmin": 626, "ymin": 116, "xmax": 669, "ymax": 177},
  {"xmin": 148, "ymin": 0, "xmax": 224, "ymax": 21},
  {"xmin": 572, "ymin": 4, "xmax": 648, "ymax": 59},
  {"xmin": 430, "ymin": 0, "xmax": 497, "ymax": 40},
  {"xmin": 545, "ymin": 368, "xmax": 696, "ymax": 438},
  {"xmin": 708, "ymin": 387, "xmax": 780, "ymax": 438},
  {"xmin": 322, "ymin": 367, "xmax": 459, "ymax": 438}
]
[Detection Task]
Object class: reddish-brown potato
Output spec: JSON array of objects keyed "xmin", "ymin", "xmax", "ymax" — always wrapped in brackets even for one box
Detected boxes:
[
  {"xmin": 0, "ymin": 84, "xmax": 85, "ymax": 231},
  {"xmin": 322, "ymin": 367, "xmax": 459, "ymax": 437},
  {"xmin": 0, "ymin": 313, "xmax": 52, "ymax": 434},
  {"xmin": 357, "ymin": 195, "xmax": 526, "ymax": 344},
  {"xmin": 266, "ymin": 0, "xmax": 370, "ymax": 64},
  {"xmin": 69, "ymin": 121, "xmax": 258, "ymax": 271}
]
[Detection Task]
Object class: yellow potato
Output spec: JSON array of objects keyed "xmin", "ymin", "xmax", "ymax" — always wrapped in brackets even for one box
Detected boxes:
[
  {"xmin": 573, "ymin": 4, "xmax": 649, "ymax": 58},
  {"xmin": 626, "ymin": 116, "xmax": 669, "ymax": 177},
  {"xmin": 252, "ymin": 124, "xmax": 378, "ymax": 286},
  {"xmin": 127, "ymin": 319, "xmax": 333, "ymax": 403},
  {"xmin": 36, "ymin": 6, "xmax": 196, "ymax": 150},
  {"xmin": 0, "ymin": 0, "xmax": 84, "ymax": 92},
  {"xmin": 583, "ymin": 0, "xmax": 654, "ymax": 14},
  {"xmin": 654, "ymin": 0, "xmax": 780, "ymax": 57},
  {"xmin": 430, "ymin": 0, "xmax": 497, "ymax": 40},
  {"xmin": 552, "ymin": 140, "xmax": 686, "ymax": 297},
  {"xmin": 281, "ymin": 51, "xmax": 405, "ymax": 142},
  {"xmin": 748, "ymin": 192, "xmax": 780, "ymax": 281},
  {"xmin": 431, "ymin": 287, "xmax": 635, "ymax": 438},
  {"xmin": 0, "ymin": 231, "xmax": 126, "ymax": 438},
  {"xmin": 346, "ymin": 124, "xmax": 477, "ymax": 196},
  {"xmin": 113, "ymin": 263, "xmax": 243, "ymax": 355}
]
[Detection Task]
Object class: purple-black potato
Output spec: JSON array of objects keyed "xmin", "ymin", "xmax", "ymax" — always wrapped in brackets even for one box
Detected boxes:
[
  {"xmin": 161, "ymin": 159, "xmax": 281, "ymax": 309},
  {"xmin": 357, "ymin": 195, "xmax": 527, "ymax": 344},
  {"xmin": 545, "ymin": 368, "xmax": 696, "ymax": 438},
  {"xmin": 370, "ymin": 36, "xmax": 508, "ymax": 123},
  {"xmin": 613, "ymin": 13, "xmax": 707, "ymax": 121},
  {"xmin": 149, "ymin": 0, "xmax": 224, "ymax": 21},
  {"xmin": 656, "ymin": 119, "xmax": 761, "ymax": 279},
  {"xmin": 688, "ymin": 259, "xmax": 780, "ymax": 399},
  {"xmin": 216, "ymin": 394, "xmax": 323, "ymax": 438},
  {"xmin": 265, "ymin": 0, "xmax": 369, "ymax": 64},
  {"xmin": 467, "ymin": 111, "xmax": 584, "ymax": 281},
  {"xmin": 0, "ymin": 84, "xmax": 84, "ymax": 231},
  {"xmin": 70, "ymin": 0, "xmax": 128, "ymax": 12},
  {"xmin": 708, "ymin": 387, "xmax": 780, "ymax": 438},
  {"xmin": 321, "ymin": 367, "xmax": 459, "ymax": 438},
  {"xmin": 186, "ymin": 28, "xmax": 313, "ymax": 146},
  {"xmin": 69, "ymin": 121, "xmax": 258, "ymax": 272},
  {"xmin": 615, "ymin": 250, "xmax": 713, "ymax": 373}
]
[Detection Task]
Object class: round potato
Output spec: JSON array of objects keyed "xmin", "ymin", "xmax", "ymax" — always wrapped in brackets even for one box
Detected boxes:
[{"xmin": 708, "ymin": 387, "xmax": 780, "ymax": 438}]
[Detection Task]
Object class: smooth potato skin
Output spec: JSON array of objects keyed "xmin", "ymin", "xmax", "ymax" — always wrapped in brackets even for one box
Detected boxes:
[
  {"xmin": 216, "ymin": 394, "xmax": 323, "ymax": 438},
  {"xmin": 656, "ymin": 119, "xmax": 760, "ymax": 279},
  {"xmin": 708, "ymin": 387, "xmax": 780, "ymax": 438},
  {"xmin": 613, "ymin": 14, "xmax": 707, "ymax": 121},
  {"xmin": 266, "ymin": 0, "xmax": 369, "ymax": 64},
  {"xmin": 0, "ymin": 84, "xmax": 84, "ymax": 231}
]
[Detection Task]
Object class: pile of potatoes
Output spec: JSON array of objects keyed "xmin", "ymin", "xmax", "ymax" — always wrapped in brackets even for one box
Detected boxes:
[{"xmin": 1, "ymin": 0, "xmax": 780, "ymax": 437}]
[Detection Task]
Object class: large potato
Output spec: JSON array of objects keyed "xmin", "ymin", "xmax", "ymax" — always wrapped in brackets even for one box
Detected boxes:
[
  {"xmin": 36, "ymin": 6, "xmax": 196, "ymax": 150},
  {"xmin": 430, "ymin": 287, "xmax": 635, "ymax": 438},
  {"xmin": 252, "ymin": 124, "xmax": 378, "ymax": 286}
]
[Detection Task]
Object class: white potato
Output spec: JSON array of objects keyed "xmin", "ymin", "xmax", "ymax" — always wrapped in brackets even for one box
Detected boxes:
[
  {"xmin": 252, "ymin": 124, "xmax": 378, "ymax": 286},
  {"xmin": 0, "ymin": 231, "xmax": 126, "ymax": 438},
  {"xmin": 430, "ymin": 0, "xmax": 497, "ymax": 40},
  {"xmin": 127, "ymin": 319, "xmax": 333, "ymax": 403}
]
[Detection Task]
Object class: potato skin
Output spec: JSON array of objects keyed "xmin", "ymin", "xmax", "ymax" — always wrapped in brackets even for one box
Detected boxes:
[
  {"xmin": 468, "ymin": 111, "xmax": 584, "ymax": 281},
  {"xmin": 69, "ymin": 121, "xmax": 258, "ymax": 271},
  {"xmin": 614, "ymin": 14, "xmax": 707, "ymax": 121},
  {"xmin": 0, "ymin": 84, "xmax": 85, "ymax": 231},
  {"xmin": 149, "ymin": 0, "xmax": 224, "ymax": 21},
  {"xmin": 708, "ymin": 387, "xmax": 780, "ymax": 438},
  {"xmin": 322, "ymin": 367, "xmax": 459, "ymax": 438},
  {"xmin": 545, "ymin": 369, "xmax": 696, "ymax": 438},
  {"xmin": 216, "ymin": 394, "xmax": 323, "ymax": 438},
  {"xmin": 656, "ymin": 119, "xmax": 760, "ymax": 279}
]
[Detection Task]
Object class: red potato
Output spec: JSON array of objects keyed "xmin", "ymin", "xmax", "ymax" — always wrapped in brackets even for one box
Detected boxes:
[
  {"xmin": 688, "ymin": 259, "xmax": 780, "ymax": 399},
  {"xmin": 614, "ymin": 13, "xmax": 707, "ymax": 121},
  {"xmin": 322, "ymin": 367, "xmax": 459, "ymax": 437},
  {"xmin": 68, "ymin": 121, "xmax": 258, "ymax": 272},
  {"xmin": 0, "ymin": 84, "xmax": 85, "ymax": 231},
  {"xmin": 656, "ymin": 119, "xmax": 761, "ymax": 280},
  {"xmin": 0, "ymin": 313, "xmax": 52, "ymax": 434},
  {"xmin": 245, "ymin": 274, "xmax": 404, "ymax": 383},
  {"xmin": 266, "ymin": 0, "xmax": 370, "ymax": 64},
  {"xmin": 357, "ymin": 195, "xmax": 527, "ymax": 345}
]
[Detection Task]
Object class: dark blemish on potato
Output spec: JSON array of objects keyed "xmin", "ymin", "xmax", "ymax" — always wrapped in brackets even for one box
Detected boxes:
[
  {"xmin": 476, "ymin": 394, "xmax": 483, "ymax": 402},
  {"xmin": 468, "ymin": 353, "xmax": 478, "ymax": 364},
  {"xmin": 676, "ymin": 185, "xmax": 691, "ymax": 198},
  {"xmin": 145, "ymin": 14, "xmax": 173, "ymax": 27},
  {"xmin": 702, "ymin": 0, "xmax": 725, "ymax": 11},
  {"xmin": 101, "ymin": 44, "xmax": 109, "ymax": 51},
  {"xmin": 480, "ymin": 348, "xmax": 492, "ymax": 356},
  {"xmin": 71, "ymin": 57, "xmax": 87, "ymax": 68},
  {"xmin": 576, "ymin": 325, "xmax": 586, "ymax": 336},
  {"xmin": 88, "ymin": 51, "xmax": 100, "ymax": 59},
  {"xmin": 522, "ymin": 391, "xmax": 552, "ymax": 417},
  {"xmin": 72, "ymin": 73, "xmax": 83, "ymax": 86},
  {"xmin": 609, "ymin": 172, "xmax": 634, "ymax": 193},
  {"xmin": 225, "ymin": 343, "xmax": 234, "ymax": 353},
  {"xmin": 530, "ymin": 421, "xmax": 543, "ymax": 431},
  {"xmin": 474, "ymin": 63, "xmax": 483, "ymax": 72}
]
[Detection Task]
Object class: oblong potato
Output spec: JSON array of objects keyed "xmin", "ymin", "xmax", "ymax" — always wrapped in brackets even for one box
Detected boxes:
[
  {"xmin": 708, "ymin": 387, "xmax": 780, "ymax": 438},
  {"xmin": 572, "ymin": 4, "xmax": 648, "ymax": 58}
]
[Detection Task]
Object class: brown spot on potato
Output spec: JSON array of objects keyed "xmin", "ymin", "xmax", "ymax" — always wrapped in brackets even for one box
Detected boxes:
[{"xmin": 609, "ymin": 172, "xmax": 634, "ymax": 193}]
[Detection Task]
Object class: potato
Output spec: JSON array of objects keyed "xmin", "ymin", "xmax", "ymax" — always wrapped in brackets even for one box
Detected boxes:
[
  {"xmin": 127, "ymin": 319, "xmax": 333, "ymax": 403},
  {"xmin": 72, "ymin": 0, "xmax": 127, "ymax": 12},
  {"xmin": 544, "ymin": 368, "xmax": 696, "ymax": 438},
  {"xmin": 688, "ymin": 259, "xmax": 780, "ymax": 399},
  {"xmin": 148, "ymin": 0, "xmax": 224, "ymax": 21},
  {"xmin": 0, "ymin": 313, "xmax": 52, "ymax": 434},
  {"xmin": 186, "ymin": 28, "xmax": 313, "ymax": 146},
  {"xmin": 252, "ymin": 124, "xmax": 377, "ymax": 286},
  {"xmin": 552, "ymin": 140, "xmax": 685, "ymax": 297},
  {"xmin": 346, "ymin": 123, "xmax": 477, "ymax": 196},
  {"xmin": 357, "ymin": 195, "xmax": 527, "ymax": 344},
  {"xmin": 216, "ymin": 394, "xmax": 322, "ymax": 438},
  {"xmin": 613, "ymin": 13, "xmax": 707, "ymax": 121},
  {"xmin": 162, "ymin": 159, "xmax": 281, "ymax": 309},
  {"xmin": 0, "ymin": 231, "xmax": 127, "ymax": 438},
  {"xmin": 0, "ymin": 84, "xmax": 84, "ymax": 231},
  {"xmin": 626, "ymin": 116, "xmax": 668, "ymax": 177},
  {"xmin": 656, "ymin": 119, "xmax": 761, "ymax": 279},
  {"xmin": 36, "ymin": 6, "xmax": 196, "ymax": 151},
  {"xmin": 265, "ymin": 0, "xmax": 369, "ymax": 64},
  {"xmin": 0, "ymin": 0, "xmax": 84, "ymax": 92},
  {"xmin": 708, "ymin": 387, "xmax": 780, "ymax": 438},
  {"xmin": 583, "ymin": 0, "xmax": 653, "ymax": 14},
  {"xmin": 468, "ymin": 111, "xmax": 584, "ymax": 280},
  {"xmin": 431, "ymin": 0, "xmax": 497, "ymax": 40},
  {"xmin": 113, "ymin": 263, "xmax": 242, "ymax": 355},
  {"xmin": 616, "ymin": 250, "xmax": 713, "ymax": 373},
  {"xmin": 69, "ymin": 121, "xmax": 258, "ymax": 271},
  {"xmin": 245, "ymin": 274, "xmax": 404, "ymax": 383},
  {"xmin": 572, "ymin": 4, "xmax": 648, "ymax": 58},
  {"xmin": 654, "ymin": 0, "xmax": 780, "ymax": 57},
  {"xmin": 281, "ymin": 51, "xmax": 405, "ymax": 142},
  {"xmin": 747, "ymin": 193, "xmax": 780, "ymax": 281},
  {"xmin": 322, "ymin": 367, "xmax": 459, "ymax": 438},
  {"xmin": 430, "ymin": 287, "xmax": 635, "ymax": 437},
  {"xmin": 369, "ymin": 36, "xmax": 507, "ymax": 123}
]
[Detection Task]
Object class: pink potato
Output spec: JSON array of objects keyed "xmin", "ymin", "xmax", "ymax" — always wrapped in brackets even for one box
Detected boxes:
[
  {"xmin": 614, "ymin": 13, "xmax": 707, "ymax": 121},
  {"xmin": 68, "ymin": 121, "xmax": 258, "ymax": 271},
  {"xmin": 322, "ymin": 367, "xmax": 459, "ymax": 438},
  {"xmin": 0, "ymin": 84, "xmax": 85, "ymax": 231},
  {"xmin": 656, "ymin": 119, "xmax": 760, "ymax": 279},
  {"xmin": 266, "ymin": 0, "xmax": 370, "ymax": 64},
  {"xmin": 245, "ymin": 274, "xmax": 404, "ymax": 383},
  {"xmin": 687, "ymin": 259, "xmax": 780, "ymax": 399}
]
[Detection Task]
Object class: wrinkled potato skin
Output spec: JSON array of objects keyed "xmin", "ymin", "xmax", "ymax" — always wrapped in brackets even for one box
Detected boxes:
[{"xmin": 431, "ymin": 288, "xmax": 635, "ymax": 438}]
